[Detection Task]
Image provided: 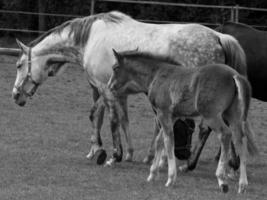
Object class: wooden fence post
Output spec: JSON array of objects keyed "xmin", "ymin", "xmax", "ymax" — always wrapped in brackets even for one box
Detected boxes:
[
  {"xmin": 91, "ymin": 0, "xmax": 96, "ymax": 15},
  {"xmin": 235, "ymin": 5, "xmax": 239, "ymax": 22},
  {"xmin": 230, "ymin": 7, "xmax": 234, "ymax": 22},
  {"xmin": 38, "ymin": 0, "xmax": 45, "ymax": 33}
]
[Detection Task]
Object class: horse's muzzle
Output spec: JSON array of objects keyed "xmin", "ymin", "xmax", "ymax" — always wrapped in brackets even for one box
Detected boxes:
[{"xmin": 12, "ymin": 90, "xmax": 27, "ymax": 107}]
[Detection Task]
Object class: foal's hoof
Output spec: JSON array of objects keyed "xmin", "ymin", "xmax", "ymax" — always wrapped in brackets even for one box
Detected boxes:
[
  {"xmin": 178, "ymin": 164, "xmax": 189, "ymax": 172},
  {"xmin": 125, "ymin": 150, "xmax": 134, "ymax": 162},
  {"xmin": 92, "ymin": 149, "xmax": 107, "ymax": 165},
  {"xmin": 86, "ymin": 151, "xmax": 94, "ymax": 160},
  {"xmin": 220, "ymin": 184, "xmax": 229, "ymax": 193},
  {"xmin": 147, "ymin": 174, "xmax": 154, "ymax": 182},
  {"xmin": 143, "ymin": 155, "xmax": 154, "ymax": 164},
  {"xmin": 165, "ymin": 178, "xmax": 175, "ymax": 187}
]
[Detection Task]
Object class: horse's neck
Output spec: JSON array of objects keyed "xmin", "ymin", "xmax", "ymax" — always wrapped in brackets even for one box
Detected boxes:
[
  {"xmin": 33, "ymin": 31, "xmax": 82, "ymax": 66},
  {"xmin": 130, "ymin": 59, "xmax": 160, "ymax": 92}
]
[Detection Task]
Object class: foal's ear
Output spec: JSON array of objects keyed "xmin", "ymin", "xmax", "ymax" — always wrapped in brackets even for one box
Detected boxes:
[
  {"xmin": 112, "ymin": 49, "xmax": 123, "ymax": 63},
  {"xmin": 16, "ymin": 38, "xmax": 29, "ymax": 54}
]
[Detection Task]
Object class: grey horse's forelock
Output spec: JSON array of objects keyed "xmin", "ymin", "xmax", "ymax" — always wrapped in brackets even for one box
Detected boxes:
[{"xmin": 29, "ymin": 11, "xmax": 127, "ymax": 48}]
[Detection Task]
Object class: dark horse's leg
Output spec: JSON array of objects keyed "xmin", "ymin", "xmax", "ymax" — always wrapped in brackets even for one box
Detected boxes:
[
  {"xmin": 178, "ymin": 120, "xmax": 239, "ymax": 172},
  {"xmin": 179, "ymin": 120, "xmax": 212, "ymax": 172}
]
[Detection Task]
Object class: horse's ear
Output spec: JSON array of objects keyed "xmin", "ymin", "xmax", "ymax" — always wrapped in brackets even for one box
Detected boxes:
[
  {"xmin": 112, "ymin": 49, "xmax": 122, "ymax": 63},
  {"xmin": 16, "ymin": 38, "xmax": 29, "ymax": 54}
]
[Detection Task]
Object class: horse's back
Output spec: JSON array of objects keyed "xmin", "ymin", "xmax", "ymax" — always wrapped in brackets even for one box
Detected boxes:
[{"xmin": 84, "ymin": 19, "xmax": 224, "ymax": 83}]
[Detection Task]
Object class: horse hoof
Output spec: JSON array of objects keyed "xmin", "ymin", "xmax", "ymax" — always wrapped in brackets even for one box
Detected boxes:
[
  {"xmin": 143, "ymin": 155, "xmax": 154, "ymax": 164},
  {"xmin": 93, "ymin": 149, "xmax": 107, "ymax": 165},
  {"xmin": 220, "ymin": 184, "xmax": 229, "ymax": 193},
  {"xmin": 86, "ymin": 151, "xmax": 94, "ymax": 160},
  {"xmin": 179, "ymin": 164, "xmax": 189, "ymax": 172},
  {"xmin": 147, "ymin": 174, "xmax": 154, "ymax": 182},
  {"xmin": 104, "ymin": 158, "xmax": 116, "ymax": 167},
  {"xmin": 125, "ymin": 153, "xmax": 133, "ymax": 162},
  {"xmin": 165, "ymin": 179, "xmax": 175, "ymax": 187}
]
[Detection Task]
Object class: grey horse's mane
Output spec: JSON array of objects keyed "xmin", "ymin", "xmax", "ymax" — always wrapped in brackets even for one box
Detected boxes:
[
  {"xmin": 29, "ymin": 11, "xmax": 128, "ymax": 48},
  {"xmin": 120, "ymin": 51, "xmax": 182, "ymax": 66}
]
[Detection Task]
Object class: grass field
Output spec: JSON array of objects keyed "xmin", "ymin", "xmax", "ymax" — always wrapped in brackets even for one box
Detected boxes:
[{"xmin": 0, "ymin": 54, "xmax": 266, "ymax": 200}]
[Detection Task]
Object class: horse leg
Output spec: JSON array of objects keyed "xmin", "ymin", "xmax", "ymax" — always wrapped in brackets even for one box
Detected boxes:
[
  {"xmin": 157, "ymin": 112, "xmax": 177, "ymax": 187},
  {"xmin": 105, "ymin": 98, "xmax": 123, "ymax": 166},
  {"xmin": 179, "ymin": 120, "xmax": 211, "ymax": 172},
  {"xmin": 118, "ymin": 97, "xmax": 134, "ymax": 162},
  {"xmin": 226, "ymin": 141, "xmax": 240, "ymax": 180},
  {"xmin": 147, "ymin": 128, "xmax": 164, "ymax": 182},
  {"xmin": 230, "ymin": 122, "xmax": 249, "ymax": 193},
  {"xmin": 86, "ymin": 86, "xmax": 106, "ymax": 164},
  {"xmin": 143, "ymin": 117, "xmax": 161, "ymax": 164},
  {"xmin": 206, "ymin": 117, "xmax": 232, "ymax": 193},
  {"xmin": 214, "ymin": 147, "xmax": 221, "ymax": 162}
]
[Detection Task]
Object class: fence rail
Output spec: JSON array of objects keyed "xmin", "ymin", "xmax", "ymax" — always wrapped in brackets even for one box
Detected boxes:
[
  {"xmin": 0, "ymin": 48, "xmax": 20, "ymax": 56},
  {"xmin": 97, "ymin": 0, "xmax": 267, "ymax": 12},
  {"xmin": 1, "ymin": 1, "xmax": 267, "ymax": 35}
]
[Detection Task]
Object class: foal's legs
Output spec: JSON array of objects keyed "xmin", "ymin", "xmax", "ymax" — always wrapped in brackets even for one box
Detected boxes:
[
  {"xmin": 143, "ymin": 117, "xmax": 161, "ymax": 164},
  {"xmin": 147, "ymin": 128, "xmax": 164, "ymax": 182},
  {"xmin": 206, "ymin": 117, "xmax": 232, "ymax": 193},
  {"xmin": 118, "ymin": 96, "xmax": 134, "ymax": 161},
  {"xmin": 230, "ymin": 122, "xmax": 249, "ymax": 193},
  {"xmin": 157, "ymin": 113, "xmax": 177, "ymax": 187}
]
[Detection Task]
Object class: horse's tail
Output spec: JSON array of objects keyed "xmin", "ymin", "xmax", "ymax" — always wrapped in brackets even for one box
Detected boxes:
[
  {"xmin": 233, "ymin": 75, "xmax": 259, "ymax": 156},
  {"xmin": 218, "ymin": 34, "xmax": 247, "ymax": 76}
]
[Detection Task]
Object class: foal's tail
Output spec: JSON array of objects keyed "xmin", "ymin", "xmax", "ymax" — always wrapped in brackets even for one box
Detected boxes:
[
  {"xmin": 233, "ymin": 75, "xmax": 259, "ymax": 156},
  {"xmin": 218, "ymin": 34, "xmax": 247, "ymax": 76}
]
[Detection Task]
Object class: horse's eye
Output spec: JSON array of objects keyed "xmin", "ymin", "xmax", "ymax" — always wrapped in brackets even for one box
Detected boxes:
[
  {"xmin": 17, "ymin": 64, "xmax": 22, "ymax": 69},
  {"xmin": 113, "ymin": 66, "xmax": 120, "ymax": 72}
]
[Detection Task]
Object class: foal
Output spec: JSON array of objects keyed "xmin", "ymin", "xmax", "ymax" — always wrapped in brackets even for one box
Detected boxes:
[{"xmin": 108, "ymin": 50, "xmax": 258, "ymax": 193}]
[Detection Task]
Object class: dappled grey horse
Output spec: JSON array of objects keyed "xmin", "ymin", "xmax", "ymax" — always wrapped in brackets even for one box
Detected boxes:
[
  {"xmin": 108, "ymin": 50, "xmax": 258, "ymax": 193},
  {"xmin": 11, "ymin": 11, "xmax": 246, "ymax": 167}
]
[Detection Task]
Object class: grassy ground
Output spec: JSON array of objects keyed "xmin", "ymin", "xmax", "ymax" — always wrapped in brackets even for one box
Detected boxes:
[{"xmin": 0, "ymin": 55, "xmax": 266, "ymax": 200}]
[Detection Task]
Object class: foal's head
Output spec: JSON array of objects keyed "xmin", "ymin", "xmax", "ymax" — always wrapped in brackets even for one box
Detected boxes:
[{"xmin": 108, "ymin": 49, "xmax": 145, "ymax": 95}]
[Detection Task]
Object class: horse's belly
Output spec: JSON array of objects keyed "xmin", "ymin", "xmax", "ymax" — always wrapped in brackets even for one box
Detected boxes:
[{"xmin": 172, "ymin": 99, "xmax": 199, "ymax": 118}]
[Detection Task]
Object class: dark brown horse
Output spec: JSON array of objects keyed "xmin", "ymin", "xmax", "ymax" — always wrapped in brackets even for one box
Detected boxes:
[
  {"xmin": 108, "ymin": 50, "xmax": 258, "ymax": 193},
  {"xmin": 185, "ymin": 22, "xmax": 267, "ymax": 174},
  {"xmin": 217, "ymin": 22, "xmax": 267, "ymax": 102}
]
